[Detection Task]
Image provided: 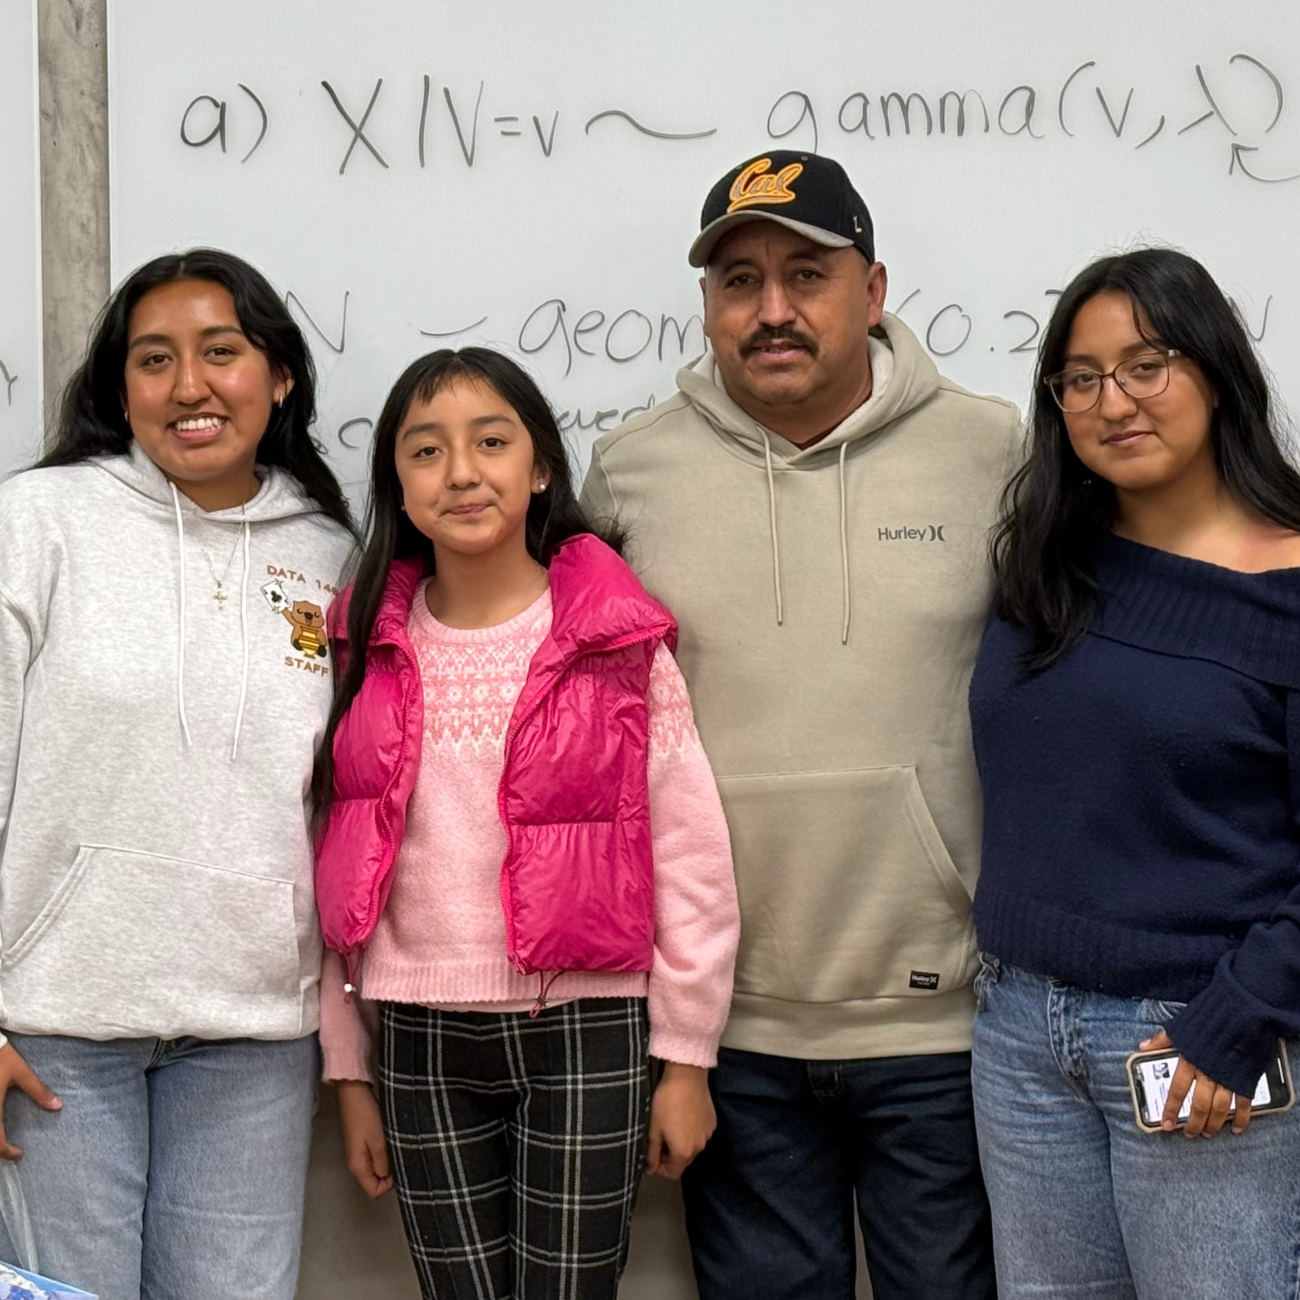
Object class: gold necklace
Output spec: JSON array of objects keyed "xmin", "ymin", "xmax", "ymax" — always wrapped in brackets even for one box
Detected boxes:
[{"xmin": 192, "ymin": 504, "xmax": 247, "ymax": 610}]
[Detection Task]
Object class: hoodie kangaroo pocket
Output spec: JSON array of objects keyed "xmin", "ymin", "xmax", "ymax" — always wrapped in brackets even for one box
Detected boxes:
[
  {"xmin": 3, "ymin": 844, "xmax": 303, "ymax": 1038},
  {"xmin": 717, "ymin": 766, "xmax": 977, "ymax": 1004}
]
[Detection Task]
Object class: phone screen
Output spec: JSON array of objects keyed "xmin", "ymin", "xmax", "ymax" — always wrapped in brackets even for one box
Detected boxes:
[{"xmin": 1135, "ymin": 1055, "xmax": 1273, "ymax": 1125}]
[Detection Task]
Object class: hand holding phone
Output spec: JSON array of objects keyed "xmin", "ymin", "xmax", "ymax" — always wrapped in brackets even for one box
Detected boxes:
[
  {"xmin": 1137, "ymin": 1031, "xmax": 1251, "ymax": 1136},
  {"xmin": 1128, "ymin": 1030, "xmax": 1294, "ymax": 1136}
]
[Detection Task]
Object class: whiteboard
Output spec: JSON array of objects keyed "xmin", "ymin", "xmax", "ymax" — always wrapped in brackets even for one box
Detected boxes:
[
  {"xmin": 109, "ymin": 0, "xmax": 1300, "ymax": 506},
  {"xmin": 0, "ymin": 0, "xmax": 42, "ymax": 477}
]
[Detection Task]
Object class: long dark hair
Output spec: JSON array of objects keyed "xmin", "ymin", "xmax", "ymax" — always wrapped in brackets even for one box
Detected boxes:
[
  {"xmin": 312, "ymin": 346, "xmax": 624, "ymax": 819},
  {"xmin": 39, "ymin": 248, "xmax": 353, "ymax": 535},
  {"xmin": 992, "ymin": 247, "xmax": 1300, "ymax": 667}
]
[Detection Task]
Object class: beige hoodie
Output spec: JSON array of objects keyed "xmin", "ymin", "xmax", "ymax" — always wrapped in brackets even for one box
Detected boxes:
[{"xmin": 580, "ymin": 312, "xmax": 1021, "ymax": 1060}]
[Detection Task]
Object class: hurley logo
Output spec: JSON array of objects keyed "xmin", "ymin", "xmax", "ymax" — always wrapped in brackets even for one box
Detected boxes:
[
  {"xmin": 909, "ymin": 971, "xmax": 941, "ymax": 990},
  {"xmin": 727, "ymin": 158, "xmax": 803, "ymax": 213},
  {"xmin": 879, "ymin": 524, "xmax": 946, "ymax": 542}
]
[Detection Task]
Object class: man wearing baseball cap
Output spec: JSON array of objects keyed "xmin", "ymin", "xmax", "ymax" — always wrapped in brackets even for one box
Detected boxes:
[{"xmin": 581, "ymin": 152, "xmax": 1016, "ymax": 1299}]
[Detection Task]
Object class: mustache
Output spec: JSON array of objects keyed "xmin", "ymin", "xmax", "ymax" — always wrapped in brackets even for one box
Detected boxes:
[{"xmin": 741, "ymin": 326, "xmax": 818, "ymax": 357}]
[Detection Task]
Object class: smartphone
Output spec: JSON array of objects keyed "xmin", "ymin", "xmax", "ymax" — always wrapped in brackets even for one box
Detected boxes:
[{"xmin": 1127, "ymin": 1044, "xmax": 1295, "ymax": 1133}]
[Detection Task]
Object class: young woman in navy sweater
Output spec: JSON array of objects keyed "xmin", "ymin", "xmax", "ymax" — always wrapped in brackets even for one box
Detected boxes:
[{"xmin": 969, "ymin": 248, "xmax": 1300, "ymax": 1299}]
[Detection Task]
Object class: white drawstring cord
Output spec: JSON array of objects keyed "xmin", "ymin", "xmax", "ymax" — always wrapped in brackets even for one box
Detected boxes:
[
  {"xmin": 169, "ymin": 483, "xmax": 194, "ymax": 748},
  {"xmin": 231, "ymin": 508, "xmax": 251, "ymax": 760},
  {"xmin": 761, "ymin": 429, "xmax": 784, "ymax": 627},
  {"xmin": 839, "ymin": 441, "xmax": 852, "ymax": 645}
]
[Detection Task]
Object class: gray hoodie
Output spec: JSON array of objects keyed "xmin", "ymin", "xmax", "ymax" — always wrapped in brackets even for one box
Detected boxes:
[
  {"xmin": 0, "ymin": 444, "xmax": 353, "ymax": 1041},
  {"xmin": 582, "ymin": 313, "xmax": 1022, "ymax": 1060}
]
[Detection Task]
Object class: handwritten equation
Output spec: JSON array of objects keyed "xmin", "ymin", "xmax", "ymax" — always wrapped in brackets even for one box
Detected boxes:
[
  {"xmin": 0, "ymin": 358, "xmax": 20, "ymax": 409},
  {"xmin": 287, "ymin": 287, "xmax": 704, "ymax": 457},
  {"xmin": 176, "ymin": 53, "xmax": 1300, "ymax": 182},
  {"xmin": 179, "ymin": 80, "xmax": 714, "ymax": 170},
  {"xmin": 282, "ymin": 288, "xmax": 705, "ymax": 376},
  {"xmin": 288, "ymin": 280, "xmax": 1278, "ymax": 462},
  {"xmin": 771, "ymin": 54, "xmax": 1295, "ymax": 178},
  {"xmin": 321, "ymin": 389, "xmax": 665, "ymax": 463},
  {"xmin": 894, "ymin": 286, "xmax": 1273, "ymax": 359}
]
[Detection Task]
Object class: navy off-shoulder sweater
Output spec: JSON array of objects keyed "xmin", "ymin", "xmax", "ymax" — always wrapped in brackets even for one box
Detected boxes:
[{"xmin": 969, "ymin": 531, "xmax": 1300, "ymax": 1095}]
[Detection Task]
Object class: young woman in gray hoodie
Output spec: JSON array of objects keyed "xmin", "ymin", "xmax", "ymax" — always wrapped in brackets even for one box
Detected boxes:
[{"xmin": 0, "ymin": 250, "xmax": 355, "ymax": 1299}]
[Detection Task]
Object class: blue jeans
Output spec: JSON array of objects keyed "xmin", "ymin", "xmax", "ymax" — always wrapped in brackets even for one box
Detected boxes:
[
  {"xmin": 0, "ymin": 1033, "xmax": 319, "ymax": 1300},
  {"xmin": 972, "ymin": 959, "xmax": 1300, "ymax": 1298},
  {"xmin": 680, "ymin": 1046, "xmax": 995, "ymax": 1300}
]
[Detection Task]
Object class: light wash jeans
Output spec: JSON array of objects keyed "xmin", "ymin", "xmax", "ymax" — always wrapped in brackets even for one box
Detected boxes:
[
  {"xmin": 971, "ymin": 958, "xmax": 1300, "ymax": 1299},
  {"xmin": 0, "ymin": 1032, "xmax": 319, "ymax": 1300}
]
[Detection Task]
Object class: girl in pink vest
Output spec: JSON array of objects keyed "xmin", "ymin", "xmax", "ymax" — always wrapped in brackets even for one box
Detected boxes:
[{"xmin": 313, "ymin": 347, "xmax": 739, "ymax": 1299}]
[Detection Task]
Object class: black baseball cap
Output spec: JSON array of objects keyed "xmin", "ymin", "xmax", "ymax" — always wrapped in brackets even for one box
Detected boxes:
[{"xmin": 689, "ymin": 151, "xmax": 875, "ymax": 268}]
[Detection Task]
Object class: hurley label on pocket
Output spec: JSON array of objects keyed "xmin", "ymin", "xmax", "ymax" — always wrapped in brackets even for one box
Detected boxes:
[{"xmin": 909, "ymin": 971, "xmax": 941, "ymax": 990}]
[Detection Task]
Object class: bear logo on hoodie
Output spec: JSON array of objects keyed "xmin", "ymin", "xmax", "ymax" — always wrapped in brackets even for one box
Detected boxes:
[{"xmin": 283, "ymin": 600, "xmax": 327, "ymax": 659}]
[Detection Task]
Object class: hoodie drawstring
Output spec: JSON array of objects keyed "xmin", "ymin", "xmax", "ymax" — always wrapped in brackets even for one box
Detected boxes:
[
  {"xmin": 231, "ymin": 508, "xmax": 251, "ymax": 760},
  {"xmin": 760, "ymin": 429, "xmax": 785, "ymax": 627},
  {"xmin": 169, "ymin": 483, "xmax": 194, "ymax": 748},
  {"xmin": 759, "ymin": 432, "xmax": 853, "ymax": 644},
  {"xmin": 171, "ymin": 484, "xmax": 253, "ymax": 759},
  {"xmin": 838, "ymin": 442, "xmax": 852, "ymax": 645}
]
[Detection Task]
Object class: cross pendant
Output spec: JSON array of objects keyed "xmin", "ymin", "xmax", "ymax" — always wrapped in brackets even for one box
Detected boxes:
[{"xmin": 213, "ymin": 586, "xmax": 228, "ymax": 609}]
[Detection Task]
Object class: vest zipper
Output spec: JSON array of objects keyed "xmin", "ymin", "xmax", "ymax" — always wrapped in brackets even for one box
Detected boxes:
[
  {"xmin": 340, "ymin": 635, "xmax": 421, "ymax": 993},
  {"xmin": 496, "ymin": 624, "xmax": 672, "ymax": 977}
]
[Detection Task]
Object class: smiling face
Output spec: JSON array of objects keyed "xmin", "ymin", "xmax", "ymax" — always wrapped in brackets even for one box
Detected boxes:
[
  {"xmin": 1061, "ymin": 291, "xmax": 1219, "ymax": 498},
  {"xmin": 123, "ymin": 279, "xmax": 289, "ymax": 510},
  {"xmin": 702, "ymin": 221, "xmax": 886, "ymax": 443},
  {"xmin": 394, "ymin": 376, "xmax": 547, "ymax": 561}
]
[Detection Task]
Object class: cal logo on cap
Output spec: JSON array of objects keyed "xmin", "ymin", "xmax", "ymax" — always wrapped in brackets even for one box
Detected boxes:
[{"xmin": 727, "ymin": 157, "xmax": 803, "ymax": 214}]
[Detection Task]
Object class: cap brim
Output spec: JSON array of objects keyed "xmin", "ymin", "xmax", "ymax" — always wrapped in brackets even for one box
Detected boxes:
[{"xmin": 689, "ymin": 213, "xmax": 854, "ymax": 268}]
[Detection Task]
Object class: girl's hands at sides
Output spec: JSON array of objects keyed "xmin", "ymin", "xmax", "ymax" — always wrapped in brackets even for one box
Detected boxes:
[
  {"xmin": 336, "ymin": 1079, "xmax": 393, "ymax": 1197},
  {"xmin": 646, "ymin": 1062, "xmax": 715, "ymax": 1180},
  {"xmin": 1139, "ymin": 1029, "xmax": 1253, "ymax": 1138},
  {"xmin": 0, "ymin": 1042, "xmax": 61, "ymax": 1160}
]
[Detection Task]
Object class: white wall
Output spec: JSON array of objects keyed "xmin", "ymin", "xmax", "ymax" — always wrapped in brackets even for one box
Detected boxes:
[
  {"xmin": 0, "ymin": 0, "xmax": 42, "ymax": 475},
  {"xmin": 108, "ymin": 0, "xmax": 1300, "ymax": 513}
]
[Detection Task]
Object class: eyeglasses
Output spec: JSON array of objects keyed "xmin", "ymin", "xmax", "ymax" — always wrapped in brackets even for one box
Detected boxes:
[{"xmin": 1045, "ymin": 349, "xmax": 1180, "ymax": 414}]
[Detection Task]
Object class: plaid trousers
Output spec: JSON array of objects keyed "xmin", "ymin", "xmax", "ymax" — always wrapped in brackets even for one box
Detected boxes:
[{"xmin": 379, "ymin": 997, "xmax": 651, "ymax": 1300}]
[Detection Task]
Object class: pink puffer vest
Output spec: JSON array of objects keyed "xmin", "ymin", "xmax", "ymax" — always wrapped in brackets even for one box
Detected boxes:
[{"xmin": 314, "ymin": 534, "xmax": 677, "ymax": 980}]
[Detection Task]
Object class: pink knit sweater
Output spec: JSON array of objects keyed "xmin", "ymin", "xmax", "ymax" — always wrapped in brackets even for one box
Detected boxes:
[{"xmin": 320, "ymin": 583, "xmax": 738, "ymax": 1081}]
